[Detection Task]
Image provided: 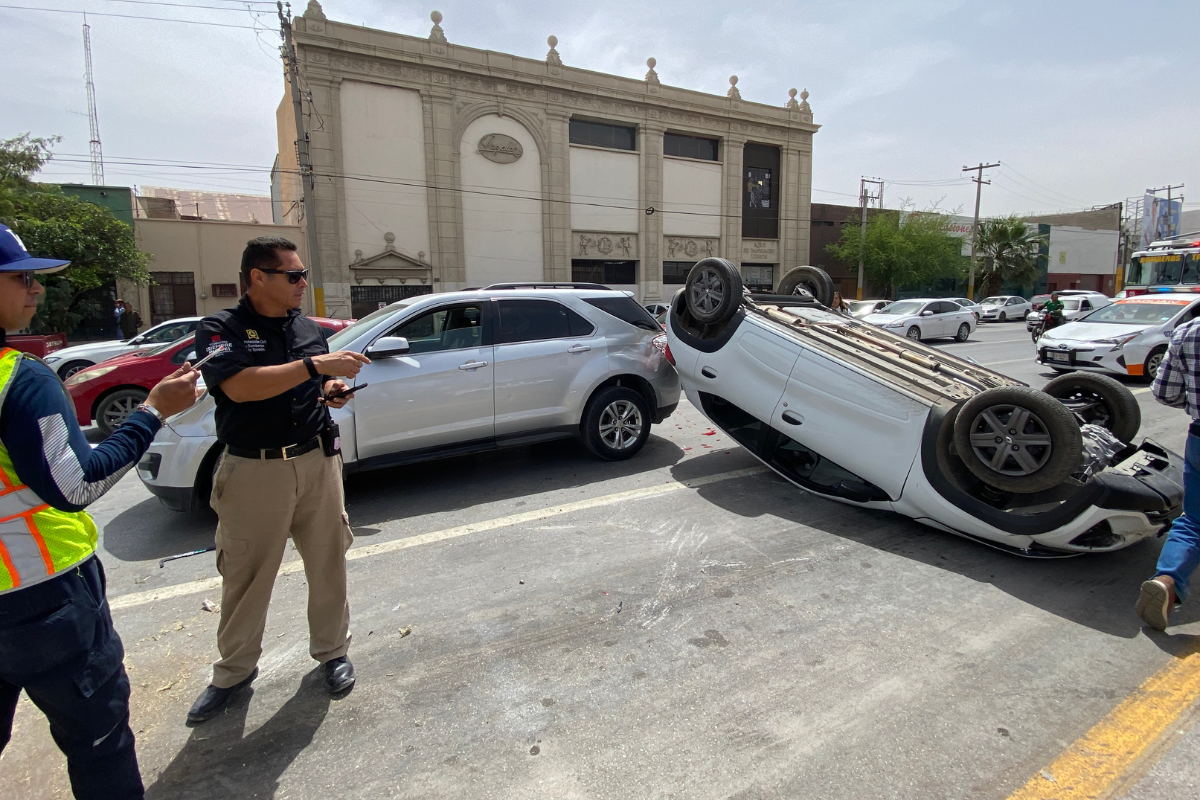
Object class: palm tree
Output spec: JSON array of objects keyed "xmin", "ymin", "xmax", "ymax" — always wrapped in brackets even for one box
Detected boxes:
[{"xmin": 973, "ymin": 215, "xmax": 1045, "ymax": 297}]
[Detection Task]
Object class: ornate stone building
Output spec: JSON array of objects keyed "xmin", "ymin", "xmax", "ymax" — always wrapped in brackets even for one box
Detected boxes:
[{"xmin": 277, "ymin": 2, "xmax": 819, "ymax": 319}]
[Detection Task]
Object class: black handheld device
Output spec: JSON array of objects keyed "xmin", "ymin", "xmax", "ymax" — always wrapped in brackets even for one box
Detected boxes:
[{"xmin": 325, "ymin": 383, "xmax": 367, "ymax": 402}]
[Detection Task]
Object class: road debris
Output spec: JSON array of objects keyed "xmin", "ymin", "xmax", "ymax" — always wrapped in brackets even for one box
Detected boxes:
[{"xmin": 201, "ymin": 599, "xmax": 219, "ymax": 613}]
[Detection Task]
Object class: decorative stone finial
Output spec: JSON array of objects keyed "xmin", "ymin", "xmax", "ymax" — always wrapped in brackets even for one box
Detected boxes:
[
  {"xmin": 303, "ymin": 0, "xmax": 326, "ymax": 19},
  {"xmin": 429, "ymin": 10, "xmax": 447, "ymax": 43},
  {"xmin": 384, "ymin": 232, "xmax": 396, "ymax": 249},
  {"xmin": 799, "ymin": 88, "xmax": 811, "ymax": 114},
  {"xmin": 787, "ymin": 87, "xmax": 799, "ymax": 109},
  {"xmin": 546, "ymin": 35, "xmax": 562, "ymax": 67},
  {"xmin": 727, "ymin": 75, "xmax": 742, "ymax": 101},
  {"xmin": 645, "ymin": 57, "xmax": 660, "ymax": 85}
]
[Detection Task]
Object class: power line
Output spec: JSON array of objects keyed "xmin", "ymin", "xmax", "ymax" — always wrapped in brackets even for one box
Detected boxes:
[
  {"xmin": 999, "ymin": 162, "xmax": 1091, "ymax": 206},
  {"xmin": 0, "ymin": 4, "xmax": 260, "ymax": 28},
  {"xmin": 97, "ymin": 0, "xmax": 273, "ymax": 11}
]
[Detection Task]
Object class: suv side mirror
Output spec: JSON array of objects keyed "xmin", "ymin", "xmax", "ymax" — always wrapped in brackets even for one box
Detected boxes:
[{"xmin": 367, "ymin": 336, "xmax": 410, "ymax": 358}]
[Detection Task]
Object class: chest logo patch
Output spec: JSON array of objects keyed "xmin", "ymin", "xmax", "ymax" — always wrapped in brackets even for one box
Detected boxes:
[{"xmin": 246, "ymin": 330, "xmax": 259, "ymax": 340}]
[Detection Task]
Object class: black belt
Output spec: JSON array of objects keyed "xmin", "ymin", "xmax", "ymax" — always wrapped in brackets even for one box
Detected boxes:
[{"xmin": 227, "ymin": 436, "xmax": 321, "ymax": 461}]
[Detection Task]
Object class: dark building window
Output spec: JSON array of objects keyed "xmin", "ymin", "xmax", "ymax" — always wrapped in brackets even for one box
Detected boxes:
[
  {"xmin": 569, "ymin": 120, "xmax": 636, "ymax": 151},
  {"xmin": 663, "ymin": 261, "xmax": 694, "ymax": 284},
  {"xmin": 663, "ymin": 133, "xmax": 719, "ymax": 161},
  {"xmin": 742, "ymin": 144, "xmax": 780, "ymax": 240},
  {"xmin": 211, "ymin": 283, "xmax": 238, "ymax": 298},
  {"xmin": 349, "ymin": 284, "xmax": 432, "ymax": 320},
  {"xmin": 149, "ymin": 271, "xmax": 197, "ymax": 326},
  {"xmin": 572, "ymin": 260, "xmax": 637, "ymax": 284}
]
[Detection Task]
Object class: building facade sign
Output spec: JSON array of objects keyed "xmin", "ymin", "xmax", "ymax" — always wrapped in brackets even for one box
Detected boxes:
[
  {"xmin": 477, "ymin": 133, "xmax": 524, "ymax": 164},
  {"xmin": 574, "ymin": 231, "xmax": 637, "ymax": 259},
  {"xmin": 741, "ymin": 238, "xmax": 779, "ymax": 262},
  {"xmin": 664, "ymin": 237, "xmax": 718, "ymax": 260}
]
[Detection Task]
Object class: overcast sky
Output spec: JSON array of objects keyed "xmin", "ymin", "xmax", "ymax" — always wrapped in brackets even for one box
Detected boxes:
[{"xmin": 3, "ymin": 0, "xmax": 1198, "ymax": 218}]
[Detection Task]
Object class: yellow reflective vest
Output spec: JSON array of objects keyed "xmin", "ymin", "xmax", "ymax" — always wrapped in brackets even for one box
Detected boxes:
[{"xmin": 0, "ymin": 347, "xmax": 97, "ymax": 593}]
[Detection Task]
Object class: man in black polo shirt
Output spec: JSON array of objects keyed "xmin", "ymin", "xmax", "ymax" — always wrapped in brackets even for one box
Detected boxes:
[{"xmin": 186, "ymin": 237, "xmax": 369, "ymax": 724}]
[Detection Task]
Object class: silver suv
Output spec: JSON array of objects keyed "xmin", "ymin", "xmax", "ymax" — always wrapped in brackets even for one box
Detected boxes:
[{"xmin": 137, "ymin": 284, "xmax": 681, "ymax": 511}]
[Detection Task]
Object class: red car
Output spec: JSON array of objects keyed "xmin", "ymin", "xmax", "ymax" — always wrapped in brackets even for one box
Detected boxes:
[{"xmin": 66, "ymin": 316, "xmax": 354, "ymax": 434}]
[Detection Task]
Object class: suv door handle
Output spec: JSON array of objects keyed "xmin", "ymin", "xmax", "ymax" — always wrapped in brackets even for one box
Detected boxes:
[
  {"xmin": 781, "ymin": 410, "xmax": 804, "ymax": 425},
  {"xmin": 458, "ymin": 360, "xmax": 489, "ymax": 371},
  {"xmin": 567, "ymin": 344, "xmax": 591, "ymax": 353}
]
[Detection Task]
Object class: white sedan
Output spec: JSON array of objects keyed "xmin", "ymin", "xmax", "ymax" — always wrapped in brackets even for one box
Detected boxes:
[
  {"xmin": 862, "ymin": 299, "xmax": 976, "ymax": 342},
  {"xmin": 945, "ymin": 297, "xmax": 983, "ymax": 320},
  {"xmin": 1036, "ymin": 293, "xmax": 1200, "ymax": 380},
  {"xmin": 979, "ymin": 296, "xmax": 1032, "ymax": 322},
  {"xmin": 667, "ymin": 260, "xmax": 1183, "ymax": 556},
  {"xmin": 42, "ymin": 317, "xmax": 202, "ymax": 379}
]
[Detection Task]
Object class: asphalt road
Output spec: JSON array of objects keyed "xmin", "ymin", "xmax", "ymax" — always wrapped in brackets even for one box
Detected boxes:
[{"xmin": 3, "ymin": 320, "xmax": 1197, "ymax": 800}]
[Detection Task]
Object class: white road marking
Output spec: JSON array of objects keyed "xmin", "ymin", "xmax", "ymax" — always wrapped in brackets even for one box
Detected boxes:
[
  {"xmin": 953, "ymin": 338, "xmax": 1030, "ymax": 346},
  {"xmin": 982, "ymin": 357, "xmax": 1035, "ymax": 367},
  {"xmin": 1133, "ymin": 387, "xmax": 1153, "ymax": 395},
  {"xmin": 109, "ymin": 466, "xmax": 770, "ymax": 611}
]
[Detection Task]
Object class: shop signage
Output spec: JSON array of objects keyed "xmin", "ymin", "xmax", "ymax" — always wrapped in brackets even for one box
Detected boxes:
[
  {"xmin": 477, "ymin": 133, "xmax": 523, "ymax": 164},
  {"xmin": 741, "ymin": 239, "xmax": 778, "ymax": 261}
]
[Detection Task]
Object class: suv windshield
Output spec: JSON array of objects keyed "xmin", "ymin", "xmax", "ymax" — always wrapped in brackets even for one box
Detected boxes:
[
  {"xmin": 1082, "ymin": 302, "xmax": 1189, "ymax": 325},
  {"xmin": 875, "ymin": 301, "xmax": 924, "ymax": 316},
  {"xmin": 326, "ymin": 300, "xmax": 420, "ymax": 350}
]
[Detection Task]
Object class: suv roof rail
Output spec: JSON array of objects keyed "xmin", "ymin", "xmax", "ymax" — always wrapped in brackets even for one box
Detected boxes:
[{"xmin": 483, "ymin": 282, "xmax": 612, "ymax": 291}]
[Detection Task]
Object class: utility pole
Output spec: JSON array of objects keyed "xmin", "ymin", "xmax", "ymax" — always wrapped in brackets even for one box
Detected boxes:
[
  {"xmin": 962, "ymin": 162, "xmax": 999, "ymax": 300},
  {"xmin": 278, "ymin": 2, "xmax": 325, "ymax": 316},
  {"xmin": 82, "ymin": 15, "xmax": 104, "ymax": 185},
  {"xmin": 855, "ymin": 177, "xmax": 883, "ymax": 300},
  {"xmin": 1147, "ymin": 184, "xmax": 1185, "ymax": 240}
]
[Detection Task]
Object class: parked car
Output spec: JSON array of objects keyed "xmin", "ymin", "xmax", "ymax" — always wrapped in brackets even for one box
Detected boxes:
[
  {"xmin": 42, "ymin": 316, "xmax": 202, "ymax": 379},
  {"xmin": 1030, "ymin": 294, "xmax": 1051, "ymax": 311},
  {"xmin": 66, "ymin": 317, "xmax": 354, "ymax": 435},
  {"xmin": 139, "ymin": 286, "xmax": 681, "ymax": 511},
  {"xmin": 848, "ymin": 299, "xmax": 892, "ymax": 319},
  {"xmin": 1036, "ymin": 293, "xmax": 1200, "ymax": 380},
  {"xmin": 1026, "ymin": 293, "xmax": 1113, "ymax": 331},
  {"xmin": 944, "ymin": 297, "xmax": 982, "ymax": 320},
  {"xmin": 666, "ymin": 259, "xmax": 1182, "ymax": 556},
  {"xmin": 979, "ymin": 296, "xmax": 1032, "ymax": 322},
  {"xmin": 862, "ymin": 298, "xmax": 976, "ymax": 342}
]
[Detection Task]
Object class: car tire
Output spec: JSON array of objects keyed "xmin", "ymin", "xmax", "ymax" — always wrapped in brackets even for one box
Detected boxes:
[
  {"xmin": 906, "ymin": 326, "xmax": 922, "ymax": 341},
  {"xmin": 999, "ymin": 312, "xmax": 1007, "ymax": 322},
  {"xmin": 1042, "ymin": 372, "xmax": 1141, "ymax": 443},
  {"xmin": 955, "ymin": 323, "xmax": 970, "ymax": 342},
  {"xmin": 1145, "ymin": 346, "xmax": 1167, "ymax": 382},
  {"xmin": 96, "ymin": 388, "xmax": 149, "ymax": 436},
  {"xmin": 684, "ymin": 258, "xmax": 743, "ymax": 325},
  {"xmin": 776, "ymin": 266, "xmax": 834, "ymax": 306},
  {"xmin": 952, "ymin": 386, "xmax": 1082, "ymax": 494},
  {"xmin": 581, "ymin": 386, "xmax": 651, "ymax": 461},
  {"xmin": 57, "ymin": 360, "xmax": 93, "ymax": 380}
]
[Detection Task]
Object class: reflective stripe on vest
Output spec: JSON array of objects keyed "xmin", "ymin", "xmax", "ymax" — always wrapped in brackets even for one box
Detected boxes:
[{"xmin": 0, "ymin": 348, "xmax": 97, "ymax": 593}]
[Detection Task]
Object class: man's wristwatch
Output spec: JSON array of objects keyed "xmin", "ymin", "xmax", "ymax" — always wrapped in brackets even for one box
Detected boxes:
[
  {"xmin": 304, "ymin": 356, "xmax": 319, "ymax": 379},
  {"xmin": 136, "ymin": 403, "xmax": 165, "ymax": 424}
]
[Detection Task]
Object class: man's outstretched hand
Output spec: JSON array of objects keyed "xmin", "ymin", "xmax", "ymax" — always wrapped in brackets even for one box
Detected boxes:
[{"xmin": 146, "ymin": 364, "xmax": 203, "ymax": 419}]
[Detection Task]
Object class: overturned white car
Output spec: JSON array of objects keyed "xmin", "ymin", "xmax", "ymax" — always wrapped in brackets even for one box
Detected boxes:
[{"xmin": 667, "ymin": 260, "xmax": 1183, "ymax": 556}]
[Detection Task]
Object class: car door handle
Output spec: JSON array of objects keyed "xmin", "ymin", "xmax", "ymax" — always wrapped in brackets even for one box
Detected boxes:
[
  {"xmin": 701, "ymin": 367, "xmax": 717, "ymax": 379},
  {"xmin": 781, "ymin": 410, "xmax": 804, "ymax": 425},
  {"xmin": 567, "ymin": 344, "xmax": 591, "ymax": 353},
  {"xmin": 458, "ymin": 360, "xmax": 489, "ymax": 370}
]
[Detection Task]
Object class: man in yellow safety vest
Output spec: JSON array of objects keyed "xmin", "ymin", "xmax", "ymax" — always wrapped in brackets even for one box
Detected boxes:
[{"xmin": 0, "ymin": 223, "xmax": 201, "ymax": 799}]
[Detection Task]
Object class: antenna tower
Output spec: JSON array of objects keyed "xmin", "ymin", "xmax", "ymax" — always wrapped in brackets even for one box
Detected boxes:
[{"xmin": 83, "ymin": 15, "xmax": 105, "ymax": 185}]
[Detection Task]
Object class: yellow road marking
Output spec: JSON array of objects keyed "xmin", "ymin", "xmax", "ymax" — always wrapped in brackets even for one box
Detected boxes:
[
  {"xmin": 1006, "ymin": 640, "xmax": 1200, "ymax": 800},
  {"xmin": 1133, "ymin": 387, "xmax": 1153, "ymax": 395},
  {"xmin": 110, "ymin": 466, "xmax": 769, "ymax": 611}
]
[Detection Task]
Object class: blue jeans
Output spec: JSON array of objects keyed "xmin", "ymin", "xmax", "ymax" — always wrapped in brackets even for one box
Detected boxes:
[
  {"xmin": 1156, "ymin": 433, "xmax": 1200, "ymax": 602},
  {"xmin": 0, "ymin": 556, "xmax": 143, "ymax": 799}
]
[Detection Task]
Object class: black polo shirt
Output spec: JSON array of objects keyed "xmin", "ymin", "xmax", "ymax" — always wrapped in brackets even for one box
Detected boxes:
[{"xmin": 195, "ymin": 294, "xmax": 330, "ymax": 450}]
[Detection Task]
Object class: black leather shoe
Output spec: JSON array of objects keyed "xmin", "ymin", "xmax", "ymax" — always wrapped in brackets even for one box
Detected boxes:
[
  {"xmin": 186, "ymin": 667, "xmax": 258, "ymax": 725},
  {"xmin": 324, "ymin": 656, "xmax": 355, "ymax": 694}
]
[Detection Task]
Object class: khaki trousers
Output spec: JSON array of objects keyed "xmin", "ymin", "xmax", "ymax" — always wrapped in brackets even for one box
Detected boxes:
[{"xmin": 209, "ymin": 446, "xmax": 353, "ymax": 688}]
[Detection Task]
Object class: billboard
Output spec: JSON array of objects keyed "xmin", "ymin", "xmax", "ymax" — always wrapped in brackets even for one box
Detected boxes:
[{"xmin": 1141, "ymin": 194, "xmax": 1182, "ymax": 248}]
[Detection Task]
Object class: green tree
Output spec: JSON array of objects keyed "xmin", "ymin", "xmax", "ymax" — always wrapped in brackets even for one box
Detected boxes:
[
  {"xmin": 0, "ymin": 133, "xmax": 150, "ymax": 334},
  {"xmin": 825, "ymin": 207, "xmax": 964, "ymax": 298},
  {"xmin": 973, "ymin": 215, "xmax": 1045, "ymax": 297}
]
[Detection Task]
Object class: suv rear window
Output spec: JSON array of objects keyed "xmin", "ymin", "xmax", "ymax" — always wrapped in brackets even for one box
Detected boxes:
[
  {"xmin": 496, "ymin": 300, "xmax": 593, "ymax": 344},
  {"xmin": 584, "ymin": 297, "xmax": 661, "ymax": 331}
]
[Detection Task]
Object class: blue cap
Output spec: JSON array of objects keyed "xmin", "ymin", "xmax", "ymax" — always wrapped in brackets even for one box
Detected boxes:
[{"xmin": 0, "ymin": 223, "xmax": 70, "ymax": 272}]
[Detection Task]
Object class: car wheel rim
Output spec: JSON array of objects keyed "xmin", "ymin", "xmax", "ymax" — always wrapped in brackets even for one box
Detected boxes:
[
  {"xmin": 1148, "ymin": 354, "xmax": 1163, "ymax": 377},
  {"xmin": 966, "ymin": 404, "xmax": 1053, "ymax": 477},
  {"xmin": 103, "ymin": 396, "xmax": 140, "ymax": 429},
  {"xmin": 907, "ymin": 328, "xmax": 920, "ymax": 340},
  {"xmin": 958, "ymin": 325, "xmax": 969, "ymax": 340},
  {"xmin": 64, "ymin": 364, "xmax": 85, "ymax": 378},
  {"xmin": 598, "ymin": 400, "xmax": 643, "ymax": 450},
  {"xmin": 690, "ymin": 267, "xmax": 725, "ymax": 315},
  {"xmin": 1056, "ymin": 389, "xmax": 1112, "ymax": 429}
]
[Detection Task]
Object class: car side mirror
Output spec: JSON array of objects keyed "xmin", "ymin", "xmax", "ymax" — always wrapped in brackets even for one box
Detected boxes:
[
  {"xmin": 185, "ymin": 351, "xmax": 197, "ymax": 362},
  {"xmin": 920, "ymin": 310, "xmax": 934, "ymax": 316},
  {"xmin": 367, "ymin": 336, "xmax": 410, "ymax": 358},
  {"xmin": 131, "ymin": 336, "xmax": 145, "ymax": 344}
]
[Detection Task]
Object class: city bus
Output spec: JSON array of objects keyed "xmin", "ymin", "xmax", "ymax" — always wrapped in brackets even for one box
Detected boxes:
[{"xmin": 1124, "ymin": 233, "xmax": 1200, "ymax": 296}]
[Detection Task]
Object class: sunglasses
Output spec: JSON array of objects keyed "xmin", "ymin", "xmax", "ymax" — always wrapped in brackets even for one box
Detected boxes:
[
  {"xmin": 257, "ymin": 268, "xmax": 309, "ymax": 284},
  {"xmin": 12, "ymin": 271, "xmax": 36, "ymax": 289}
]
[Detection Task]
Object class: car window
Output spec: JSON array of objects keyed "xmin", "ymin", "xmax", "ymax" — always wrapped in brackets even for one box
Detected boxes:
[
  {"xmin": 877, "ymin": 300, "xmax": 924, "ymax": 316},
  {"xmin": 585, "ymin": 297, "xmax": 659, "ymax": 331},
  {"xmin": 170, "ymin": 342, "xmax": 196, "ymax": 365},
  {"xmin": 937, "ymin": 302, "xmax": 959, "ymax": 314},
  {"xmin": 1006, "ymin": 298, "xmax": 1021, "ymax": 306},
  {"xmin": 144, "ymin": 321, "xmax": 195, "ymax": 343},
  {"xmin": 388, "ymin": 304, "xmax": 484, "ymax": 354},
  {"xmin": 1085, "ymin": 302, "xmax": 1191, "ymax": 325},
  {"xmin": 496, "ymin": 299, "xmax": 585, "ymax": 344}
]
